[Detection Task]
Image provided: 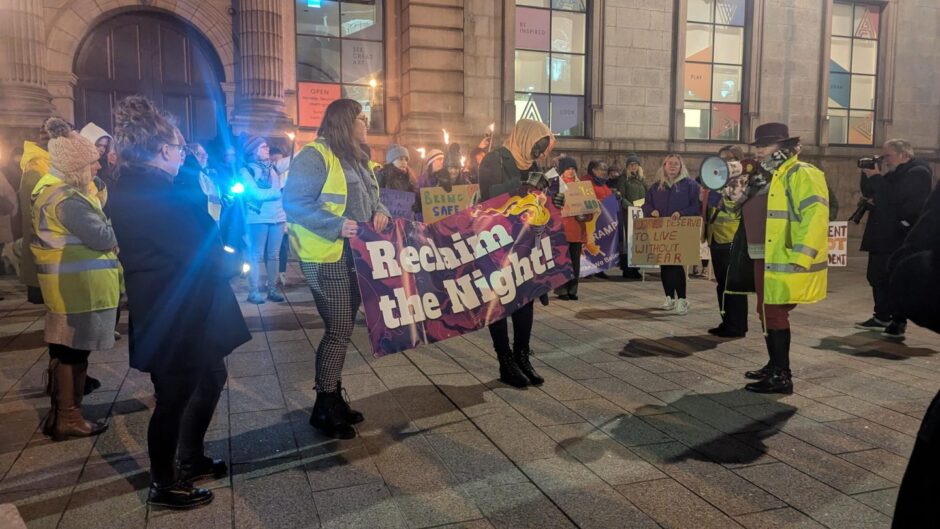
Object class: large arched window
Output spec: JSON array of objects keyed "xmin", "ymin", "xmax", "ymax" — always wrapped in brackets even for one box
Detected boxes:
[
  {"xmin": 682, "ymin": 0, "xmax": 748, "ymax": 142},
  {"xmin": 295, "ymin": 0, "xmax": 385, "ymax": 132},
  {"xmin": 513, "ymin": 0, "xmax": 589, "ymax": 137}
]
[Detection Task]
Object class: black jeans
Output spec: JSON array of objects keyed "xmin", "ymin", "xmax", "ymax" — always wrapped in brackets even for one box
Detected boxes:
[
  {"xmin": 488, "ymin": 301, "xmax": 534, "ymax": 354},
  {"xmin": 48, "ymin": 343, "xmax": 90, "ymax": 365},
  {"xmin": 279, "ymin": 235, "xmax": 289, "ymax": 274},
  {"xmin": 555, "ymin": 242, "xmax": 582, "ymax": 297},
  {"xmin": 893, "ymin": 389, "xmax": 940, "ymax": 528},
  {"xmin": 711, "ymin": 244, "xmax": 748, "ymax": 333},
  {"xmin": 660, "ymin": 265, "xmax": 686, "ymax": 299},
  {"xmin": 148, "ymin": 361, "xmax": 227, "ymax": 485},
  {"xmin": 867, "ymin": 252, "xmax": 906, "ymax": 323}
]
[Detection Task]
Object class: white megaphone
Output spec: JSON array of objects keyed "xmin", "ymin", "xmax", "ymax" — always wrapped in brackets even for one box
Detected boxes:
[{"xmin": 698, "ymin": 156, "xmax": 760, "ymax": 191}]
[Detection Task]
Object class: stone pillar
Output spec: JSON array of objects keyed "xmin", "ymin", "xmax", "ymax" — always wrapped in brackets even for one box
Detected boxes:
[
  {"xmin": 231, "ymin": 0, "xmax": 292, "ymax": 135},
  {"xmin": 0, "ymin": 0, "xmax": 55, "ymax": 156}
]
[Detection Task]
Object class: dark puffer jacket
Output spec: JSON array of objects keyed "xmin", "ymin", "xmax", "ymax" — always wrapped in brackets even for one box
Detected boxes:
[{"xmin": 860, "ymin": 159, "xmax": 933, "ymax": 253}]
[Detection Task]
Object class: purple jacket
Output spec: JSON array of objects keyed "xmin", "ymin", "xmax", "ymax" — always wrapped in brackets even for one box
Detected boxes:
[{"xmin": 642, "ymin": 176, "xmax": 702, "ymax": 217}]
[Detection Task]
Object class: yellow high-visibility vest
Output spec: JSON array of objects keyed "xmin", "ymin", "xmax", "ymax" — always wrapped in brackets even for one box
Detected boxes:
[
  {"xmin": 287, "ymin": 141, "xmax": 380, "ymax": 263},
  {"xmin": 30, "ymin": 174, "xmax": 120, "ymax": 314}
]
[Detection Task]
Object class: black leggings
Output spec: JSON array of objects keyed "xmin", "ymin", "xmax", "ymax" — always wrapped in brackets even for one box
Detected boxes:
[
  {"xmin": 660, "ymin": 265, "xmax": 687, "ymax": 298},
  {"xmin": 488, "ymin": 301, "xmax": 535, "ymax": 354},
  {"xmin": 48, "ymin": 343, "xmax": 90, "ymax": 365},
  {"xmin": 148, "ymin": 361, "xmax": 227, "ymax": 484}
]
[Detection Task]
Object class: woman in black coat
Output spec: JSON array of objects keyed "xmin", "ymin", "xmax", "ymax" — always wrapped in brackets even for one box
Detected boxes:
[
  {"xmin": 110, "ymin": 96, "xmax": 251, "ymax": 511},
  {"xmin": 477, "ymin": 119, "xmax": 558, "ymax": 388}
]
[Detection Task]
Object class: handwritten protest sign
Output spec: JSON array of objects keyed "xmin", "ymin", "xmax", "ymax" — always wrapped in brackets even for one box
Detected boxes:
[
  {"xmin": 349, "ymin": 193, "xmax": 572, "ymax": 356},
  {"xmin": 580, "ymin": 194, "xmax": 621, "ymax": 276},
  {"xmin": 420, "ymin": 184, "xmax": 479, "ymax": 224},
  {"xmin": 631, "ymin": 216, "xmax": 703, "ymax": 267},
  {"xmin": 561, "ymin": 181, "xmax": 600, "ymax": 217},
  {"xmin": 380, "ymin": 188, "xmax": 416, "ymax": 221},
  {"xmin": 626, "ymin": 207, "xmax": 657, "ymax": 269},
  {"xmin": 828, "ymin": 221, "xmax": 848, "ymax": 267}
]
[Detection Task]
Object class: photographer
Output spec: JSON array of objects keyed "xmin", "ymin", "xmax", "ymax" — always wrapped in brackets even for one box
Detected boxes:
[{"xmin": 855, "ymin": 139, "xmax": 933, "ymax": 339}]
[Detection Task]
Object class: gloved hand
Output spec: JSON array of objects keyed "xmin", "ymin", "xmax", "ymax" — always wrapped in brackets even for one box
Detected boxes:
[{"xmin": 552, "ymin": 193, "xmax": 565, "ymax": 208}]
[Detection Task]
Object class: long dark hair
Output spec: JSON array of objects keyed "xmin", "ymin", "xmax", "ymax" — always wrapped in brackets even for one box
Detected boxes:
[{"xmin": 318, "ymin": 99, "xmax": 368, "ymax": 164}]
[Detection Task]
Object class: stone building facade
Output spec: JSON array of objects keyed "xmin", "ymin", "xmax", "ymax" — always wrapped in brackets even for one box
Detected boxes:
[{"xmin": 2, "ymin": 0, "xmax": 939, "ymax": 219}]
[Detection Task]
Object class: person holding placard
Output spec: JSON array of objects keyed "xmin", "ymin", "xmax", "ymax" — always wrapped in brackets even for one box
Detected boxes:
[
  {"xmin": 642, "ymin": 154, "xmax": 701, "ymax": 315},
  {"xmin": 610, "ymin": 154, "xmax": 648, "ymax": 280},
  {"xmin": 478, "ymin": 119, "xmax": 560, "ymax": 388},
  {"xmin": 726, "ymin": 123, "xmax": 829, "ymax": 394},
  {"xmin": 555, "ymin": 157, "xmax": 588, "ymax": 300}
]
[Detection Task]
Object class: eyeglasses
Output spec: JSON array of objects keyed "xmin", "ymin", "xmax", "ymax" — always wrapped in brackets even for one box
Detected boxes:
[
  {"xmin": 356, "ymin": 114, "xmax": 370, "ymax": 128},
  {"xmin": 166, "ymin": 143, "xmax": 186, "ymax": 155}
]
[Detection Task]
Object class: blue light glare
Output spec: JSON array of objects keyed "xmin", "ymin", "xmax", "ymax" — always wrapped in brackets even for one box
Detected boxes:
[
  {"xmin": 307, "ymin": 0, "xmax": 322, "ymax": 8},
  {"xmin": 230, "ymin": 182, "xmax": 245, "ymax": 194}
]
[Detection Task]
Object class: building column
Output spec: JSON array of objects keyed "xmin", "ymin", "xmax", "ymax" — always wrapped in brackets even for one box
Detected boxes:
[
  {"xmin": 231, "ymin": 0, "xmax": 293, "ymax": 135},
  {"xmin": 0, "ymin": 0, "xmax": 55, "ymax": 156}
]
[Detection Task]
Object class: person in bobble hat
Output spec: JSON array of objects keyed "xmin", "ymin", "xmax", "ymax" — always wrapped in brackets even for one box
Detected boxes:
[{"xmin": 30, "ymin": 117, "xmax": 119, "ymax": 442}]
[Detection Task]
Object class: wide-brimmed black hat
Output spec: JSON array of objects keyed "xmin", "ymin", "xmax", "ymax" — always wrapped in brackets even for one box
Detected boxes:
[{"xmin": 749, "ymin": 122, "xmax": 799, "ymax": 147}]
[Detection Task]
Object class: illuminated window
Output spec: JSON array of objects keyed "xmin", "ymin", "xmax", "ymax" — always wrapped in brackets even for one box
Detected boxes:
[
  {"xmin": 295, "ymin": 0, "xmax": 385, "ymax": 132},
  {"xmin": 513, "ymin": 0, "xmax": 588, "ymax": 137},
  {"xmin": 683, "ymin": 0, "xmax": 747, "ymax": 141},
  {"xmin": 828, "ymin": 2, "xmax": 880, "ymax": 145}
]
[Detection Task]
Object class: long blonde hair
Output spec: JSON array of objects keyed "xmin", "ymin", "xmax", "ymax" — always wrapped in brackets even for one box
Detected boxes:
[{"xmin": 655, "ymin": 153, "xmax": 689, "ymax": 190}]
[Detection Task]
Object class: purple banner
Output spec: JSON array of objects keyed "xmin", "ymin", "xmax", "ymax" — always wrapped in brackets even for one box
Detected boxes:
[
  {"xmin": 380, "ymin": 188, "xmax": 416, "ymax": 221},
  {"xmin": 349, "ymin": 193, "xmax": 573, "ymax": 357},
  {"xmin": 579, "ymin": 194, "xmax": 621, "ymax": 277}
]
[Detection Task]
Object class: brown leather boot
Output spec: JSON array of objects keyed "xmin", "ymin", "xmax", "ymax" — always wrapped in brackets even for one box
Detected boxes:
[
  {"xmin": 41, "ymin": 358, "xmax": 60, "ymax": 436},
  {"xmin": 50, "ymin": 361, "xmax": 108, "ymax": 442}
]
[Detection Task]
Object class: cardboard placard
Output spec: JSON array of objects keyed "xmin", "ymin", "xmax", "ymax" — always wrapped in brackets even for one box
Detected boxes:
[
  {"xmin": 380, "ymin": 188, "xmax": 416, "ymax": 221},
  {"xmin": 420, "ymin": 184, "xmax": 480, "ymax": 224},
  {"xmin": 828, "ymin": 221, "xmax": 848, "ymax": 267},
  {"xmin": 626, "ymin": 207, "xmax": 658, "ymax": 268},
  {"xmin": 631, "ymin": 216, "xmax": 704, "ymax": 267},
  {"xmin": 561, "ymin": 180, "xmax": 600, "ymax": 217}
]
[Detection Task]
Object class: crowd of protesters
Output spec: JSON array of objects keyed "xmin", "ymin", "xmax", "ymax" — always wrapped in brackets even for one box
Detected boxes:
[{"xmin": 1, "ymin": 97, "xmax": 939, "ymax": 524}]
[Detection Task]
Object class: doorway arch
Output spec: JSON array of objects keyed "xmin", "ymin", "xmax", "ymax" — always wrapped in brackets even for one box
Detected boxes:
[{"xmin": 73, "ymin": 10, "xmax": 227, "ymax": 143}]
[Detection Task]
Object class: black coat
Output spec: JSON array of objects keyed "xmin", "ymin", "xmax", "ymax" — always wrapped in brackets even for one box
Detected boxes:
[
  {"xmin": 109, "ymin": 164, "xmax": 250, "ymax": 374},
  {"xmin": 889, "ymin": 182, "xmax": 940, "ymax": 334},
  {"xmin": 478, "ymin": 147, "xmax": 532, "ymax": 201},
  {"xmin": 860, "ymin": 159, "xmax": 933, "ymax": 253}
]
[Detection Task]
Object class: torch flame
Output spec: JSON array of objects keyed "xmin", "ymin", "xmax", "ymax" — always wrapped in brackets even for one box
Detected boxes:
[
  {"xmin": 286, "ymin": 132, "xmax": 296, "ymax": 141},
  {"xmin": 488, "ymin": 122, "xmax": 495, "ymax": 133},
  {"xmin": 460, "ymin": 156, "xmax": 466, "ymax": 167},
  {"xmin": 417, "ymin": 148, "xmax": 426, "ymax": 159},
  {"xmin": 442, "ymin": 129, "xmax": 449, "ymax": 145}
]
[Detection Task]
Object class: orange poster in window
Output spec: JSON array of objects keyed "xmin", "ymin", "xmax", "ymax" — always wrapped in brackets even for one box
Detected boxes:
[{"xmin": 298, "ymin": 82, "xmax": 341, "ymax": 128}]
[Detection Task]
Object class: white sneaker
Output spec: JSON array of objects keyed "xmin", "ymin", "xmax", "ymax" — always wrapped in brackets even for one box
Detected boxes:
[
  {"xmin": 660, "ymin": 296, "xmax": 676, "ymax": 310},
  {"xmin": 674, "ymin": 298, "xmax": 690, "ymax": 315},
  {"xmin": 278, "ymin": 272, "xmax": 289, "ymax": 287}
]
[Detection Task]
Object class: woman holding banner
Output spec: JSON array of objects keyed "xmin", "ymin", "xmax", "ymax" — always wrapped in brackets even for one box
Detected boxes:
[
  {"xmin": 283, "ymin": 99, "xmax": 390, "ymax": 439},
  {"xmin": 478, "ymin": 119, "xmax": 559, "ymax": 388},
  {"xmin": 643, "ymin": 154, "xmax": 701, "ymax": 315}
]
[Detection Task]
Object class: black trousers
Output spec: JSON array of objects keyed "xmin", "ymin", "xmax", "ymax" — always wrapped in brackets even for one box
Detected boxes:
[
  {"xmin": 867, "ymin": 252, "xmax": 906, "ymax": 323},
  {"xmin": 488, "ymin": 301, "xmax": 534, "ymax": 354},
  {"xmin": 48, "ymin": 343, "xmax": 90, "ymax": 364},
  {"xmin": 148, "ymin": 361, "xmax": 227, "ymax": 485},
  {"xmin": 660, "ymin": 265, "xmax": 686, "ymax": 298},
  {"xmin": 555, "ymin": 242, "xmax": 582, "ymax": 297},
  {"xmin": 710, "ymin": 244, "xmax": 748, "ymax": 333},
  {"xmin": 893, "ymin": 389, "xmax": 940, "ymax": 528},
  {"xmin": 279, "ymin": 235, "xmax": 289, "ymax": 274}
]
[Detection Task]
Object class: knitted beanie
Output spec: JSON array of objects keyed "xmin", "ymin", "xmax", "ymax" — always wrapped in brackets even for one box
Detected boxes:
[
  {"xmin": 243, "ymin": 136, "xmax": 267, "ymax": 158},
  {"xmin": 557, "ymin": 156, "xmax": 578, "ymax": 174},
  {"xmin": 386, "ymin": 144, "xmax": 409, "ymax": 163},
  {"xmin": 425, "ymin": 149, "xmax": 444, "ymax": 168},
  {"xmin": 44, "ymin": 118, "xmax": 100, "ymax": 177}
]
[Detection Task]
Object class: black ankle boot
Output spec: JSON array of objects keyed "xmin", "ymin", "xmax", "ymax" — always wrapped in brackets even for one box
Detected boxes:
[
  {"xmin": 744, "ymin": 364, "xmax": 772, "ymax": 380},
  {"xmin": 514, "ymin": 346, "xmax": 544, "ymax": 386},
  {"xmin": 309, "ymin": 389, "xmax": 356, "ymax": 439},
  {"xmin": 745, "ymin": 367, "xmax": 793, "ymax": 394},
  {"xmin": 147, "ymin": 481, "xmax": 214, "ymax": 510},
  {"xmin": 497, "ymin": 348, "xmax": 528, "ymax": 388},
  {"xmin": 336, "ymin": 381, "xmax": 364, "ymax": 425},
  {"xmin": 83, "ymin": 375, "xmax": 101, "ymax": 396},
  {"xmin": 178, "ymin": 456, "xmax": 228, "ymax": 483}
]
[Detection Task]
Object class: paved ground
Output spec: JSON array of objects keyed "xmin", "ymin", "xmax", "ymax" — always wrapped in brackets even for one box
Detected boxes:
[{"xmin": 1, "ymin": 255, "xmax": 937, "ymax": 529}]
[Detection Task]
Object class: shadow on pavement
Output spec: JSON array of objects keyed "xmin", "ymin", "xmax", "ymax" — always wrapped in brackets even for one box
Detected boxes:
[
  {"xmin": 575, "ymin": 307, "xmax": 669, "ymax": 320},
  {"xmin": 620, "ymin": 334, "xmax": 724, "ymax": 358},
  {"xmin": 814, "ymin": 333, "xmax": 938, "ymax": 360}
]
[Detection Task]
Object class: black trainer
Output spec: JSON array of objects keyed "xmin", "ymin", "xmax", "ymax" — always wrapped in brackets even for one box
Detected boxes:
[
  {"xmin": 178, "ymin": 457, "xmax": 228, "ymax": 483},
  {"xmin": 855, "ymin": 317, "xmax": 889, "ymax": 332},
  {"xmin": 309, "ymin": 390, "xmax": 356, "ymax": 439},
  {"xmin": 148, "ymin": 482, "xmax": 214, "ymax": 510},
  {"xmin": 745, "ymin": 368, "xmax": 793, "ymax": 394},
  {"xmin": 882, "ymin": 321, "xmax": 907, "ymax": 340}
]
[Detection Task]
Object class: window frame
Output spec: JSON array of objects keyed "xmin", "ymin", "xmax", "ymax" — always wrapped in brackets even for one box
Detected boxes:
[
  {"xmin": 824, "ymin": 0, "xmax": 884, "ymax": 147},
  {"xmin": 506, "ymin": 0, "xmax": 594, "ymax": 139},
  {"xmin": 677, "ymin": 0, "xmax": 753, "ymax": 144},
  {"xmin": 293, "ymin": 0, "xmax": 388, "ymax": 134}
]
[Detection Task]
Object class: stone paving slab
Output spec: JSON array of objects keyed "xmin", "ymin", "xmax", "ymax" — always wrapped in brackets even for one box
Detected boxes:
[{"xmin": 1, "ymin": 257, "xmax": 938, "ymax": 528}]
